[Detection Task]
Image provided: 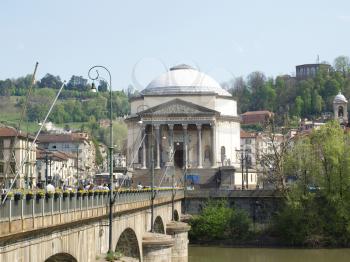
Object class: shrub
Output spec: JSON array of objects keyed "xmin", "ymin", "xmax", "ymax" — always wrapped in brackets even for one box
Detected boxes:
[{"xmin": 189, "ymin": 200, "xmax": 252, "ymax": 242}]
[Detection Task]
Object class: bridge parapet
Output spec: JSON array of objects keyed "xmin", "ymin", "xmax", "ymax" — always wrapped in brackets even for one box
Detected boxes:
[
  {"xmin": 185, "ymin": 189, "xmax": 282, "ymax": 198},
  {"xmin": 0, "ymin": 189, "xmax": 184, "ymax": 238}
]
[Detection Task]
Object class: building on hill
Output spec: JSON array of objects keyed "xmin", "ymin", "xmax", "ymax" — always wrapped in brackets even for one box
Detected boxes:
[
  {"xmin": 296, "ymin": 63, "xmax": 331, "ymax": 80},
  {"xmin": 36, "ymin": 149, "xmax": 76, "ymax": 187},
  {"xmin": 0, "ymin": 126, "xmax": 37, "ymax": 189},
  {"xmin": 125, "ymin": 64, "xmax": 241, "ymax": 189},
  {"xmin": 299, "ymin": 119, "xmax": 325, "ymax": 132},
  {"xmin": 241, "ymin": 110, "xmax": 274, "ymax": 125},
  {"xmin": 333, "ymin": 91, "xmax": 348, "ymax": 125},
  {"xmin": 37, "ymin": 132, "xmax": 96, "ymax": 182}
]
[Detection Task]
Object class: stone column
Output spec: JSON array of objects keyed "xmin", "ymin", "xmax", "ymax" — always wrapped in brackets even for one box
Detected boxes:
[
  {"xmin": 142, "ymin": 125, "xmax": 147, "ymax": 169},
  {"xmin": 182, "ymin": 124, "xmax": 188, "ymax": 169},
  {"xmin": 142, "ymin": 232, "xmax": 175, "ymax": 262},
  {"xmin": 155, "ymin": 125, "xmax": 161, "ymax": 169},
  {"xmin": 166, "ymin": 221, "xmax": 191, "ymax": 262},
  {"xmin": 196, "ymin": 124, "xmax": 203, "ymax": 168},
  {"xmin": 169, "ymin": 124, "xmax": 174, "ymax": 162},
  {"xmin": 211, "ymin": 123, "xmax": 217, "ymax": 167}
]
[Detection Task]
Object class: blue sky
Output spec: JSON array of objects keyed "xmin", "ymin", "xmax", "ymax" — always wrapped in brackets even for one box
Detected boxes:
[{"xmin": 1, "ymin": 0, "xmax": 350, "ymax": 91}]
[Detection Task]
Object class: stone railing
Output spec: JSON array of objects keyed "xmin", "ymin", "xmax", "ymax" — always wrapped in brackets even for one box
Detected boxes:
[
  {"xmin": 0, "ymin": 189, "xmax": 184, "ymax": 237},
  {"xmin": 185, "ymin": 189, "xmax": 281, "ymax": 198}
]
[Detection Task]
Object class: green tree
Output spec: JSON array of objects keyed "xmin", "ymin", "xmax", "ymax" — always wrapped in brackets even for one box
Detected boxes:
[
  {"xmin": 275, "ymin": 122, "xmax": 350, "ymax": 246},
  {"xmin": 39, "ymin": 74, "xmax": 63, "ymax": 89},
  {"xmin": 334, "ymin": 56, "xmax": 350, "ymax": 75}
]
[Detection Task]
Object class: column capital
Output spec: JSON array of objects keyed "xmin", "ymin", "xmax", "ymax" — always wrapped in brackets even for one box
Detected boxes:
[
  {"xmin": 168, "ymin": 124, "xmax": 174, "ymax": 130},
  {"xmin": 154, "ymin": 124, "xmax": 160, "ymax": 130},
  {"xmin": 182, "ymin": 124, "xmax": 188, "ymax": 130},
  {"xmin": 196, "ymin": 124, "xmax": 202, "ymax": 130}
]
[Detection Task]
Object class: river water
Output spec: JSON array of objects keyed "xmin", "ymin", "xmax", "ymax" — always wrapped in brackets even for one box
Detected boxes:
[{"xmin": 188, "ymin": 246, "xmax": 350, "ymax": 262}]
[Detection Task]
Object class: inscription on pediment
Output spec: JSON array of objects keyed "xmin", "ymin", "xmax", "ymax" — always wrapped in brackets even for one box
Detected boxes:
[{"xmin": 153, "ymin": 103, "xmax": 204, "ymax": 114}]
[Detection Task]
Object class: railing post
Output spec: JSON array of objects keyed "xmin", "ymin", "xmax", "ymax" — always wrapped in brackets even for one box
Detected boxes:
[
  {"xmin": 59, "ymin": 197, "xmax": 62, "ymax": 223},
  {"xmin": 32, "ymin": 197, "xmax": 35, "ymax": 227},
  {"xmin": 80, "ymin": 196, "xmax": 83, "ymax": 219},
  {"xmin": 9, "ymin": 198, "xmax": 12, "ymax": 223},
  {"xmin": 21, "ymin": 198, "xmax": 24, "ymax": 220},
  {"xmin": 41, "ymin": 197, "xmax": 45, "ymax": 226},
  {"xmin": 67, "ymin": 195, "xmax": 70, "ymax": 217},
  {"xmin": 42, "ymin": 197, "xmax": 45, "ymax": 216},
  {"xmin": 51, "ymin": 197, "xmax": 54, "ymax": 224}
]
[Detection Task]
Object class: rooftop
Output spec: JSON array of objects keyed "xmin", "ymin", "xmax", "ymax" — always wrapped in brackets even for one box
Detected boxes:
[
  {"xmin": 0, "ymin": 126, "xmax": 35, "ymax": 141},
  {"xmin": 241, "ymin": 110, "xmax": 273, "ymax": 116},
  {"xmin": 38, "ymin": 132, "xmax": 89, "ymax": 144}
]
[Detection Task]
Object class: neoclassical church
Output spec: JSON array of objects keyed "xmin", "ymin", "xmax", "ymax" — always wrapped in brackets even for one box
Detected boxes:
[{"xmin": 125, "ymin": 64, "xmax": 240, "ymax": 187}]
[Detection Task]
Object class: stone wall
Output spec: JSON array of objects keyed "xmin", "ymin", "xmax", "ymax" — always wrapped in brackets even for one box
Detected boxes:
[{"xmin": 183, "ymin": 190, "xmax": 282, "ymax": 224}]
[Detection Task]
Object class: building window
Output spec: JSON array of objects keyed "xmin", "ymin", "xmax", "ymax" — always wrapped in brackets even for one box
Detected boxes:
[
  {"xmin": 0, "ymin": 163, "xmax": 3, "ymax": 173},
  {"xmin": 246, "ymin": 139, "xmax": 251, "ymax": 145}
]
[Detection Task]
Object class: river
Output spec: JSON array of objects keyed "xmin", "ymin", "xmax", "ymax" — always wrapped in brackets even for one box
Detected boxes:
[{"xmin": 188, "ymin": 246, "xmax": 350, "ymax": 262}]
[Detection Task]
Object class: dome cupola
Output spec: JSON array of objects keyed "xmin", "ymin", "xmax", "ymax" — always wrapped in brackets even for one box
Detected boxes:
[{"xmin": 140, "ymin": 64, "xmax": 231, "ymax": 97}]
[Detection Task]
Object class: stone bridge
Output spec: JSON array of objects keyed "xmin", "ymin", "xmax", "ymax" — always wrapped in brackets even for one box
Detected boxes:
[{"xmin": 0, "ymin": 189, "xmax": 189, "ymax": 262}]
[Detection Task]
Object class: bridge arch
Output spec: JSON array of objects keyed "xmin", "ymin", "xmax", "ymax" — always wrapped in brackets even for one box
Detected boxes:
[
  {"xmin": 115, "ymin": 228, "xmax": 141, "ymax": 260},
  {"xmin": 154, "ymin": 216, "xmax": 165, "ymax": 233},
  {"xmin": 174, "ymin": 209, "xmax": 179, "ymax": 221},
  {"xmin": 44, "ymin": 253, "xmax": 77, "ymax": 262}
]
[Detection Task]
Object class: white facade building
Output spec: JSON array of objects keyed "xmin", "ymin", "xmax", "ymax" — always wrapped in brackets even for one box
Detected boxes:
[
  {"xmin": 38, "ymin": 132, "xmax": 96, "ymax": 180},
  {"xmin": 126, "ymin": 64, "xmax": 241, "ymax": 187},
  {"xmin": 36, "ymin": 149, "xmax": 76, "ymax": 187}
]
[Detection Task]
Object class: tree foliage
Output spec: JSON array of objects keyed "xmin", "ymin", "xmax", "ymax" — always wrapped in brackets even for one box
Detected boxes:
[
  {"xmin": 274, "ymin": 122, "xmax": 350, "ymax": 246},
  {"xmin": 189, "ymin": 200, "xmax": 252, "ymax": 242},
  {"xmin": 223, "ymin": 55, "xmax": 350, "ymax": 124}
]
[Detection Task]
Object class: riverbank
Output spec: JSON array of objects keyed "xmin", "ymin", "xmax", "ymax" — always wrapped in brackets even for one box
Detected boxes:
[
  {"xmin": 188, "ymin": 246, "xmax": 350, "ymax": 262},
  {"xmin": 189, "ymin": 234, "xmax": 288, "ymax": 248}
]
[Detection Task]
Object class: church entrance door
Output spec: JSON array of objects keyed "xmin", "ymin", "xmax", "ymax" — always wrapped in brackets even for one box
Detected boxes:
[{"xmin": 174, "ymin": 142, "xmax": 184, "ymax": 168}]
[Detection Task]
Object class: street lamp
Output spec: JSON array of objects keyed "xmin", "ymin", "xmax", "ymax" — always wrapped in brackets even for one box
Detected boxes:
[
  {"xmin": 236, "ymin": 149, "xmax": 248, "ymax": 190},
  {"xmin": 88, "ymin": 65, "xmax": 114, "ymax": 254}
]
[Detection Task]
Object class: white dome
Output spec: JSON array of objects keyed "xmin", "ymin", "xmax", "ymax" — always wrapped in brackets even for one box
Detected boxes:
[
  {"xmin": 141, "ymin": 64, "xmax": 231, "ymax": 97},
  {"xmin": 334, "ymin": 92, "xmax": 348, "ymax": 103}
]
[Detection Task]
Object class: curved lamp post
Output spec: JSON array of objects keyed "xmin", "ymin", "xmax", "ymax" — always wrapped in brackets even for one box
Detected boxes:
[{"xmin": 88, "ymin": 65, "xmax": 114, "ymax": 253}]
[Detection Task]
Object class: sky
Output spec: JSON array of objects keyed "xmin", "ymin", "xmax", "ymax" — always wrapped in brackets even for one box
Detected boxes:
[{"xmin": 1, "ymin": 0, "xmax": 350, "ymax": 91}]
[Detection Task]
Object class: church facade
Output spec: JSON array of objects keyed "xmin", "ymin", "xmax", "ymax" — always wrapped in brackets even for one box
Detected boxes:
[{"xmin": 125, "ymin": 64, "xmax": 240, "ymax": 187}]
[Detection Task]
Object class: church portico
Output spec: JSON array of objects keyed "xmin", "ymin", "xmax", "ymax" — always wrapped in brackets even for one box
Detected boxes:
[
  {"xmin": 140, "ymin": 121, "xmax": 216, "ymax": 170},
  {"xmin": 126, "ymin": 64, "xmax": 241, "ymax": 188}
]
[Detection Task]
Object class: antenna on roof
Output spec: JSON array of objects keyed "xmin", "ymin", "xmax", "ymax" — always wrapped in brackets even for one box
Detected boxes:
[{"xmin": 316, "ymin": 55, "xmax": 320, "ymax": 64}]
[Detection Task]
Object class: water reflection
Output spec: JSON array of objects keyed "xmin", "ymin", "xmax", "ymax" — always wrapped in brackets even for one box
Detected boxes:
[{"xmin": 189, "ymin": 246, "xmax": 350, "ymax": 262}]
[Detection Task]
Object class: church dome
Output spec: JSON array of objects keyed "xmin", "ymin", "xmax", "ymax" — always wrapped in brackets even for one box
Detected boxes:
[
  {"xmin": 140, "ymin": 64, "xmax": 231, "ymax": 97},
  {"xmin": 334, "ymin": 92, "xmax": 348, "ymax": 103}
]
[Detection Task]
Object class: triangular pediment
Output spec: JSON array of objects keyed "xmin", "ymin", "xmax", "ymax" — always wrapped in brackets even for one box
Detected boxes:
[{"xmin": 138, "ymin": 99, "xmax": 219, "ymax": 116}]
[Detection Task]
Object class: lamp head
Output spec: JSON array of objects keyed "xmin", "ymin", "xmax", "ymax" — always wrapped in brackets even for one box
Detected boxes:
[{"xmin": 91, "ymin": 82, "xmax": 97, "ymax": 93}]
